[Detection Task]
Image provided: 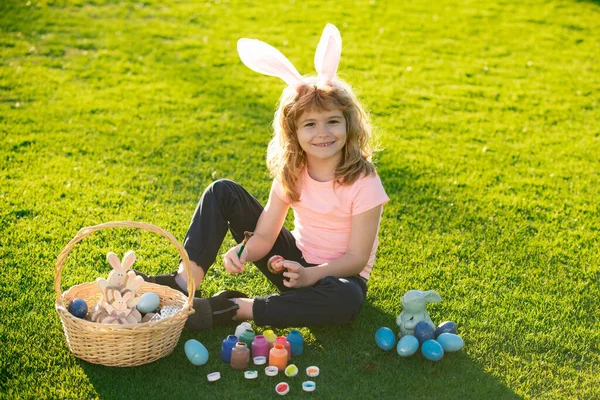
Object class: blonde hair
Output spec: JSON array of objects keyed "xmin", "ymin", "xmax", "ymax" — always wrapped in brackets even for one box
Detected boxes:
[{"xmin": 267, "ymin": 78, "xmax": 377, "ymax": 202}]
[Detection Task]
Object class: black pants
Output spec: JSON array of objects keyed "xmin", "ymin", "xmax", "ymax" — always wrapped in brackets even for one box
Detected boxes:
[{"xmin": 183, "ymin": 179, "xmax": 367, "ymax": 328}]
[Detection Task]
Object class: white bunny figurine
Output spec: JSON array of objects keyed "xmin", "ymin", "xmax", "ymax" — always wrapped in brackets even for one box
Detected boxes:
[
  {"xmin": 90, "ymin": 287, "xmax": 141, "ymax": 324},
  {"xmin": 96, "ymin": 250, "xmax": 142, "ymax": 301},
  {"xmin": 102, "ymin": 289, "xmax": 140, "ymax": 325},
  {"xmin": 120, "ymin": 273, "xmax": 144, "ymax": 323},
  {"xmin": 105, "ymin": 250, "xmax": 137, "ymax": 289},
  {"xmin": 93, "ymin": 250, "xmax": 145, "ymax": 323},
  {"xmin": 396, "ymin": 290, "xmax": 442, "ymax": 337}
]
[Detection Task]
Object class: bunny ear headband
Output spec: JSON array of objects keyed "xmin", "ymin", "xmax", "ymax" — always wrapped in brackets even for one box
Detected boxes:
[{"xmin": 237, "ymin": 23, "xmax": 342, "ymax": 89}]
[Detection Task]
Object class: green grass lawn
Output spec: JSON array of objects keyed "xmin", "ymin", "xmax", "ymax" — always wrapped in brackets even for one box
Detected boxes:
[{"xmin": 1, "ymin": 0, "xmax": 599, "ymax": 398}]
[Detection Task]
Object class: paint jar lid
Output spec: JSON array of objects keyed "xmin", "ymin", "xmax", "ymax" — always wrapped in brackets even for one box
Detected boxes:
[
  {"xmin": 244, "ymin": 370, "xmax": 258, "ymax": 379},
  {"xmin": 284, "ymin": 364, "xmax": 298, "ymax": 377},
  {"xmin": 302, "ymin": 381, "xmax": 316, "ymax": 392},
  {"xmin": 207, "ymin": 372, "xmax": 221, "ymax": 382},
  {"xmin": 253, "ymin": 356, "xmax": 267, "ymax": 365},
  {"xmin": 306, "ymin": 366, "xmax": 320, "ymax": 377},
  {"xmin": 275, "ymin": 382, "xmax": 290, "ymax": 395},
  {"xmin": 265, "ymin": 366, "xmax": 279, "ymax": 376}
]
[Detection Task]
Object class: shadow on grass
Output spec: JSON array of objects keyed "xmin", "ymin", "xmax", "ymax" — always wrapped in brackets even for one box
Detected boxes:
[
  {"xmin": 79, "ymin": 303, "xmax": 521, "ymax": 399},
  {"xmin": 305, "ymin": 302, "xmax": 522, "ymax": 399}
]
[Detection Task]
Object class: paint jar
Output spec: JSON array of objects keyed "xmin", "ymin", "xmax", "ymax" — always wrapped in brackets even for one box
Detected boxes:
[
  {"xmin": 240, "ymin": 329, "xmax": 256, "ymax": 350},
  {"xmin": 262, "ymin": 329, "xmax": 277, "ymax": 348},
  {"xmin": 275, "ymin": 336, "xmax": 292, "ymax": 360},
  {"xmin": 234, "ymin": 322, "xmax": 252, "ymax": 339},
  {"xmin": 252, "ymin": 335, "xmax": 270, "ymax": 359},
  {"xmin": 230, "ymin": 342, "xmax": 250, "ymax": 370},
  {"xmin": 221, "ymin": 335, "xmax": 239, "ymax": 363},
  {"xmin": 286, "ymin": 330, "xmax": 304, "ymax": 356},
  {"xmin": 269, "ymin": 343, "xmax": 288, "ymax": 372}
]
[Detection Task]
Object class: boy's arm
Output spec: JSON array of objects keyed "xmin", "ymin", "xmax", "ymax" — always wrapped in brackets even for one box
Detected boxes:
[{"xmin": 283, "ymin": 204, "xmax": 383, "ymax": 287}]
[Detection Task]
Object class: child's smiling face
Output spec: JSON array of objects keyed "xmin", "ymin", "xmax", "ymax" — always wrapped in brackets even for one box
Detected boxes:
[{"xmin": 296, "ymin": 109, "xmax": 347, "ymax": 166}]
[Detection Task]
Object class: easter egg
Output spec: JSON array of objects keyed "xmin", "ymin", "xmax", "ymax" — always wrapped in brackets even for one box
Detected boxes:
[
  {"xmin": 68, "ymin": 298, "xmax": 88, "ymax": 318},
  {"xmin": 436, "ymin": 333, "xmax": 464, "ymax": 352},
  {"xmin": 435, "ymin": 321, "xmax": 457, "ymax": 338},
  {"xmin": 185, "ymin": 339, "xmax": 209, "ymax": 366},
  {"xmin": 396, "ymin": 335, "xmax": 419, "ymax": 357},
  {"xmin": 421, "ymin": 339, "xmax": 444, "ymax": 361},
  {"xmin": 375, "ymin": 327, "xmax": 397, "ymax": 351},
  {"xmin": 413, "ymin": 322, "xmax": 435, "ymax": 345},
  {"xmin": 136, "ymin": 292, "xmax": 160, "ymax": 314},
  {"xmin": 268, "ymin": 255, "xmax": 286, "ymax": 274}
]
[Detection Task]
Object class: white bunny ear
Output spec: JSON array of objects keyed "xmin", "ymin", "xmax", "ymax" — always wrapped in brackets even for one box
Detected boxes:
[
  {"xmin": 238, "ymin": 38, "xmax": 303, "ymax": 87},
  {"xmin": 314, "ymin": 24, "xmax": 342, "ymax": 84},
  {"xmin": 121, "ymin": 291, "xmax": 131, "ymax": 302},
  {"xmin": 106, "ymin": 252, "xmax": 121, "ymax": 270},
  {"xmin": 423, "ymin": 290, "xmax": 442, "ymax": 303},
  {"xmin": 121, "ymin": 250, "xmax": 136, "ymax": 270}
]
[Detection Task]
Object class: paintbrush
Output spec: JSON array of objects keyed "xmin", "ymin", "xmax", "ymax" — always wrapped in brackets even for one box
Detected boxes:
[{"xmin": 237, "ymin": 231, "xmax": 254, "ymax": 258}]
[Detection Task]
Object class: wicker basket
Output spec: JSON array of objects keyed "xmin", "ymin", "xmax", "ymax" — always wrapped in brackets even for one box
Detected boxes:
[{"xmin": 54, "ymin": 221, "xmax": 195, "ymax": 367}]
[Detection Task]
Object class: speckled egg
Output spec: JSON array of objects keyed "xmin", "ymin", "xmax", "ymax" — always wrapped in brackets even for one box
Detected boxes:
[
  {"xmin": 68, "ymin": 298, "xmax": 88, "ymax": 318},
  {"xmin": 375, "ymin": 327, "xmax": 397, "ymax": 351},
  {"xmin": 435, "ymin": 321, "xmax": 457, "ymax": 338},
  {"xmin": 414, "ymin": 322, "xmax": 435, "ymax": 345},
  {"xmin": 421, "ymin": 339, "xmax": 444, "ymax": 361}
]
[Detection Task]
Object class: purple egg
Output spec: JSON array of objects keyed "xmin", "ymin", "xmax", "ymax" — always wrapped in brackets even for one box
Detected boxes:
[
  {"xmin": 435, "ymin": 321, "xmax": 457, "ymax": 338},
  {"xmin": 413, "ymin": 321, "xmax": 435, "ymax": 345}
]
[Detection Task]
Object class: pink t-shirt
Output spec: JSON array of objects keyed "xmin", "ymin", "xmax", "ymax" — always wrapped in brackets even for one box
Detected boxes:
[{"xmin": 271, "ymin": 168, "xmax": 389, "ymax": 280}]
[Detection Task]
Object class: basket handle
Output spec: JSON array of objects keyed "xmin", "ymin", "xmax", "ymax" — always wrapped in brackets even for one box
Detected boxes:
[{"xmin": 54, "ymin": 221, "xmax": 195, "ymax": 310}]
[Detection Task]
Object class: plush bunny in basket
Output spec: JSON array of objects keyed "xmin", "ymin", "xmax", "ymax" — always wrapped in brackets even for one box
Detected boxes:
[{"xmin": 90, "ymin": 250, "xmax": 145, "ymax": 325}]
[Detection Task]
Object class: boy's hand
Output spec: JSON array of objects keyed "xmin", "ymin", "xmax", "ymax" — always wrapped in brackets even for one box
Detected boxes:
[
  {"xmin": 223, "ymin": 245, "xmax": 246, "ymax": 274},
  {"xmin": 282, "ymin": 261, "xmax": 317, "ymax": 288}
]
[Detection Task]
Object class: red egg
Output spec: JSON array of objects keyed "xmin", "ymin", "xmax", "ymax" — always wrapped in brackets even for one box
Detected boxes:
[{"xmin": 268, "ymin": 255, "xmax": 286, "ymax": 274}]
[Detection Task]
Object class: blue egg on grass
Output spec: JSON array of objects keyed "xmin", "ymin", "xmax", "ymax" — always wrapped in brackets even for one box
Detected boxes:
[
  {"xmin": 435, "ymin": 321, "xmax": 457, "ymax": 338},
  {"xmin": 375, "ymin": 327, "xmax": 397, "ymax": 351},
  {"xmin": 68, "ymin": 298, "xmax": 88, "ymax": 318},
  {"xmin": 436, "ymin": 333, "xmax": 464, "ymax": 352},
  {"xmin": 396, "ymin": 335, "xmax": 419, "ymax": 357},
  {"xmin": 185, "ymin": 339, "xmax": 209, "ymax": 366},
  {"xmin": 421, "ymin": 339, "xmax": 444, "ymax": 361},
  {"xmin": 414, "ymin": 322, "xmax": 435, "ymax": 345},
  {"xmin": 137, "ymin": 292, "xmax": 161, "ymax": 314}
]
